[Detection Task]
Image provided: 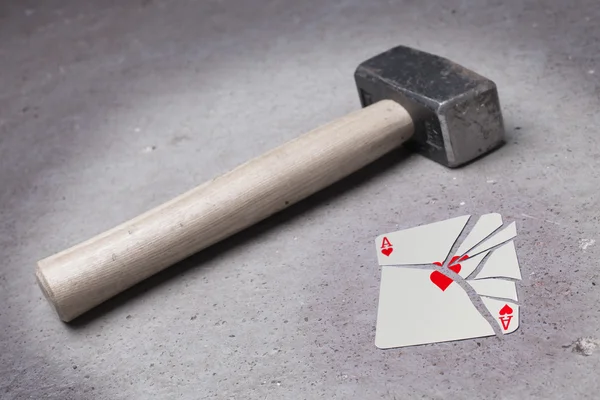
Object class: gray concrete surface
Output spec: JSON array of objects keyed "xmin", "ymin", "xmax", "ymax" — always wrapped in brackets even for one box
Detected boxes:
[{"xmin": 1, "ymin": 0, "xmax": 600, "ymax": 398}]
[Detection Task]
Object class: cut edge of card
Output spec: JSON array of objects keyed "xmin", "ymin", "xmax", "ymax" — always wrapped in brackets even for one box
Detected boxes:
[{"xmin": 375, "ymin": 330, "xmax": 497, "ymax": 349}]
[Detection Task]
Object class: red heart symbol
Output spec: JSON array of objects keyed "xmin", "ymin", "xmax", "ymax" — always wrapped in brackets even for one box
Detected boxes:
[
  {"xmin": 381, "ymin": 247, "xmax": 393, "ymax": 256},
  {"xmin": 429, "ymin": 270, "xmax": 454, "ymax": 291},
  {"xmin": 430, "ymin": 255, "xmax": 467, "ymax": 291},
  {"xmin": 449, "ymin": 263, "xmax": 461, "ymax": 274},
  {"xmin": 499, "ymin": 304, "xmax": 513, "ymax": 315}
]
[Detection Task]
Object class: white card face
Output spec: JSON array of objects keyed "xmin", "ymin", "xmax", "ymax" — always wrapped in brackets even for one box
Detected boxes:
[
  {"xmin": 468, "ymin": 222, "xmax": 517, "ymax": 257},
  {"xmin": 455, "ymin": 213, "xmax": 503, "ymax": 256},
  {"xmin": 375, "ymin": 215, "xmax": 470, "ymax": 266},
  {"xmin": 467, "ymin": 279, "xmax": 518, "ymax": 301},
  {"xmin": 457, "ymin": 251, "xmax": 489, "ymax": 279},
  {"xmin": 474, "ymin": 241, "xmax": 522, "ymax": 280},
  {"xmin": 375, "ymin": 267, "xmax": 495, "ymax": 349},
  {"xmin": 481, "ymin": 297, "xmax": 520, "ymax": 334}
]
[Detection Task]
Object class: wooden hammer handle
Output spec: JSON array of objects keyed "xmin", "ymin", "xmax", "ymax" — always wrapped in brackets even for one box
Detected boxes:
[{"xmin": 36, "ymin": 99, "xmax": 414, "ymax": 322}]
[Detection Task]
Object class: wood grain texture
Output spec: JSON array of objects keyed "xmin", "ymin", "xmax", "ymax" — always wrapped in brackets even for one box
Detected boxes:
[{"xmin": 36, "ymin": 99, "xmax": 414, "ymax": 322}]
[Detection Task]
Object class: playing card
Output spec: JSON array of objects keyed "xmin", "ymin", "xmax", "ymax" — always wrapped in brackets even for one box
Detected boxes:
[
  {"xmin": 375, "ymin": 266, "xmax": 495, "ymax": 349},
  {"xmin": 374, "ymin": 214, "xmax": 522, "ymax": 348},
  {"xmin": 375, "ymin": 215, "xmax": 470, "ymax": 266}
]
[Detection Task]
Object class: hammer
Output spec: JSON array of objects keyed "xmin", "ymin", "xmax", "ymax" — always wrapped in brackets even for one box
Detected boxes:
[{"xmin": 36, "ymin": 45, "xmax": 505, "ymax": 322}]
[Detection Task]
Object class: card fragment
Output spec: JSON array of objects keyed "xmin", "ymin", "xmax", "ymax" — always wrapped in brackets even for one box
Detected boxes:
[
  {"xmin": 375, "ymin": 267, "xmax": 495, "ymax": 349},
  {"xmin": 375, "ymin": 215, "xmax": 470, "ymax": 266},
  {"xmin": 473, "ymin": 241, "xmax": 521, "ymax": 280},
  {"xmin": 467, "ymin": 278, "xmax": 518, "ymax": 301}
]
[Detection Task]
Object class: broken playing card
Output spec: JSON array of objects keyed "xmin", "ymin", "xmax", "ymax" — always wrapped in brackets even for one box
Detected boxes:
[{"xmin": 374, "ymin": 213, "xmax": 521, "ymax": 349}]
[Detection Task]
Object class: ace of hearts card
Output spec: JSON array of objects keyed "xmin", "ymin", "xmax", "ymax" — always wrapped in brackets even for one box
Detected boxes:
[{"xmin": 374, "ymin": 213, "xmax": 521, "ymax": 349}]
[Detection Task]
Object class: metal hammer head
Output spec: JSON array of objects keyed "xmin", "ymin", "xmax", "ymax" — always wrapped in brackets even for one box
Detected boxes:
[{"xmin": 354, "ymin": 45, "xmax": 504, "ymax": 168}]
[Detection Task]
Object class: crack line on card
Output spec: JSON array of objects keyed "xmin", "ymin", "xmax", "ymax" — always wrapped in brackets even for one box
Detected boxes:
[
  {"xmin": 467, "ymin": 236, "xmax": 515, "ymax": 259},
  {"xmin": 435, "ymin": 262, "xmax": 504, "ymax": 338},
  {"xmin": 438, "ymin": 215, "xmax": 473, "ymax": 268},
  {"xmin": 466, "ymin": 222, "xmax": 517, "ymax": 259},
  {"xmin": 465, "ymin": 250, "xmax": 493, "ymax": 280},
  {"xmin": 437, "ymin": 218, "xmax": 509, "ymax": 338},
  {"xmin": 476, "ymin": 294, "xmax": 520, "ymax": 305},
  {"xmin": 468, "ymin": 238, "xmax": 520, "ymax": 280},
  {"xmin": 456, "ymin": 223, "xmax": 504, "ymax": 258}
]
